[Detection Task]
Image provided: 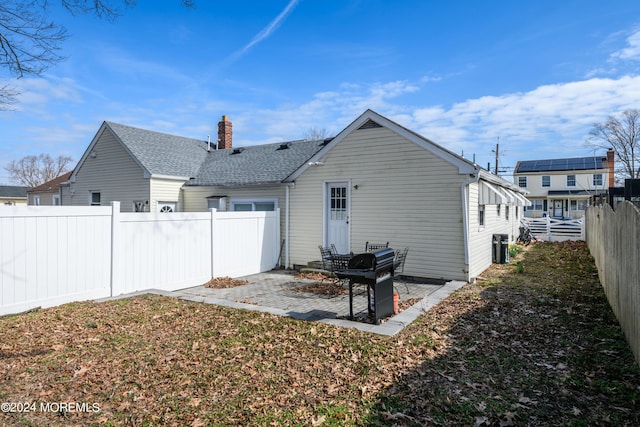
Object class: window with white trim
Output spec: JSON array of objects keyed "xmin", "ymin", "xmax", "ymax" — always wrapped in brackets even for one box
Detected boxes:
[
  {"xmin": 479, "ymin": 205, "xmax": 485, "ymax": 227},
  {"xmin": 505, "ymin": 206, "xmax": 510, "ymax": 221},
  {"xmin": 566, "ymin": 175, "xmax": 576, "ymax": 187},
  {"xmin": 518, "ymin": 176, "xmax": 527, "ymax": 188},
  {"xmin": 33, "ymin": 195, "xmax": 40, "ymax": 206},
  {"xmin": 231, "ymin": 199, "xmax": 277, "ymax": 211},
  {"xmin": 541, "ymin": 175, "xmax": 551, "ymax": 187},
  {"xmin": 90, "ymin": 192, "xmax": 101, "ymax": 206},
  {"xmin": 593, "ymin": 173, "xmax": 603, "ymax": 186},
  {"xmin": 570, "ymin": 200, "xmax": 587, "ymax": 211},
  {"xmin": 532, "ymin": 199, "xmax": 544, "ymax": 210},
  {"xmin": 52, "ymin": 195, "xmax": 60, "ymax": 206}
]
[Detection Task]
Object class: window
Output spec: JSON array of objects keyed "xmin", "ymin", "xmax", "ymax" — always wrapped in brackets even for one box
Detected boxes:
[
  {"xmin": 518, "ymin": 176, "xmax": 527, "ymax": 188},
  {"xmin": 90, "ymin": 192, "xmax": 101, "ymax": 206},
  {"xmin": 566, "ymin": 175, "xmax": 576, "ymax": 187},
  {"xmin": 52, "ymin": 195, "xmax": 60, "ymax": 206},
  {"xmin": 515, "ymin": 206, "xmax": 519, "ymax": 219},
  {"xmin": 33, "ymin": 195, "xmax": 40, "ymax": 206},
  {"xmin": 570, "ymin": 200, "xmax": 586, "ymax": 211},
  {"xmin": 541, "ymin": 175, "xmax": 551, "ymax": 187},
  {"xmin": 532, "ymin": 199, "xmax": 545, "ymax": 210},
  {"xmin": 479, "ymin": 205, "xmax": 485, "ymax": 227},
  {"xmin": 496, "ymin": 204, "xmax": 501, "ymax": 217},
  {"xmin": 505, "ymin": 206, "xmax": 510, "ymax": 221},
  {"xmin": 593, "ymin": 173, "xmax": 603, "ymax": 187},
  {"xmin": 330, "ymin": 187, "xmax": 347, "ymax": 220},
  {"xmin": 133, "ymin": 200, "xmax": 148, "ymax": 212},
  {"xmin": 231, "ymin": 199, "xmax": 276, "ymax": 212}
]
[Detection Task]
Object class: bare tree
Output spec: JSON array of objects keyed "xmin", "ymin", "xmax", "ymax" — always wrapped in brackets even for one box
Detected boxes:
[
  {"xmin": 0, "ymin": 0, "xmax": 194, "ymax": 108},
  {"xmin": 586, "ymin": 109, "xmax": 640, "ymax": 180},
  {"xmin": 303, "ymin": 126, "xmax": 331, "ymax": 141},
  {"xmin": 5, "ymin": 154, "xmax": 73, "ymax": 187}
]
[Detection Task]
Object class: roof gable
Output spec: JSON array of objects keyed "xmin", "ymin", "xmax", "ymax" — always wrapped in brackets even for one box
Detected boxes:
[
  {"xmin": 72, "ymin": 122, "xmax": 210, "ymax": 183},
  {"xmin": 286, "ymin": 109, "xmax": 479, "ymax": 181}
]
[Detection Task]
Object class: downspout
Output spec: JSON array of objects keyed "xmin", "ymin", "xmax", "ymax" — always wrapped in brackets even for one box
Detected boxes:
[
  {"xmin": 461, "ymin": 172, "xmax": 480, "ymax": 283},
  {"xmin": 285, "ymin": 183, "xmax": 292, "ymax": 269}
]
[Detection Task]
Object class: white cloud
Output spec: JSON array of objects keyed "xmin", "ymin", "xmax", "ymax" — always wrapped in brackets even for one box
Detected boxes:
[
  {"xmin": 9, "ymin": 77, "xmax": 83, "ymax": 109},
  {"xmin": 611, "ymin": 29, "xmax": 640, "ymax": 61},
  {"xmin": 224, "ymin": 0, "xmax": 299, "ymax": 65}
]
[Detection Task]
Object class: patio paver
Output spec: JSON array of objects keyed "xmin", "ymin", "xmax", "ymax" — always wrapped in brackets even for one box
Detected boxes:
[{"xmin": 174, "ymin": 270, "xmax": 466, "ymax": 336}]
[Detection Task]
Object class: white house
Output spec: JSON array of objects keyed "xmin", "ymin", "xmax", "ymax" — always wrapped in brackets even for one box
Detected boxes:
[{"xmin": 513, "ymin": 150, "xmax": 614, "ymax": 219}]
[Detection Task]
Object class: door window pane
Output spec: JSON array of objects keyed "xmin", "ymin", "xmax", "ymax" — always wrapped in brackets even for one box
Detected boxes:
[{"xmin": 330, "ymin": 187, "xmax": 347, "ymax": 220}]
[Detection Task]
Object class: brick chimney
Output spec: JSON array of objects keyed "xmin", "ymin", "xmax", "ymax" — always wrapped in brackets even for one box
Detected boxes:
[
  {"xmin": 217, "ymin": 115, "xmax": 232, "ymax": 149},
  {"xmin": 606, "ymin": 149, "xmax": 615, "ymax": 187}
]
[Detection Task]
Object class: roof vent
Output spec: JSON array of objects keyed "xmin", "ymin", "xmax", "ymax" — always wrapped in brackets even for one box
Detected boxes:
[
  {"xmin": 320, "ymin": 137, "xmax": 334, "ymax": 147},
  {"xmin": 277, "ymin": 142, "xmax": 291, "ymax": 150},
  {"xmin": 358, "ymin": 119, "xmax": 382, "ymax": 130},
  {"xmin": 231, "ymin": 147, "xmax": 245, "ymax": 155}
]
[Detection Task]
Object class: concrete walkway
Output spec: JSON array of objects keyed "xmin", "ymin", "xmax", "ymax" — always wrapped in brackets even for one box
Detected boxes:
[{"xmin": 133, "ymin": 270, "xmax": 467, "ymax": 336}]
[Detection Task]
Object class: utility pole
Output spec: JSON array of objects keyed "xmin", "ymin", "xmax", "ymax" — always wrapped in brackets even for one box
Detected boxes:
[{"xmin": 494, "ymin": 137, "xmax": 500, "ymax": 175}]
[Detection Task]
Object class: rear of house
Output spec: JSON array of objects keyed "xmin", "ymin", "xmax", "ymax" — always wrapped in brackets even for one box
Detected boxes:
[{"xmin": 286, "ymin": 110, "xmax": 526, "ymax": 282}]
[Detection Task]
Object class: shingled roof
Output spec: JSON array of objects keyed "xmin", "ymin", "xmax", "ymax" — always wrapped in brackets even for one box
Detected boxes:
[
  {"xmin": 105, "ymin": 122, "xmax": 210, "ymax": 178},
  {"xmin": 186, "ymin": 139, "xmax": 327, "ymax": 187},
  {"xmin": 0, "ymin": 185, "xmax": 29, "ymax": 198},
  {"xmin": 28, "ymin": 171, "xmax": 72, "ymax": 193}
]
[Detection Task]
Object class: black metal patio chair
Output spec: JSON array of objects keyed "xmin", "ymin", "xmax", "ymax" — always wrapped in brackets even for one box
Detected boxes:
[
  {"xmin": 393, "ymin": 247, "xmax": 409, "ymax": 276},
  {"xmin": 318, "ymin": 245, "xmax": 351, "ymax": 278}
]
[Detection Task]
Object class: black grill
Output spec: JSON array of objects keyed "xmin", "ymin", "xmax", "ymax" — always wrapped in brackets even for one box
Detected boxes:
[{"xmin": 336, "ymin": 248, "xmax": 395, "ymax": 323}]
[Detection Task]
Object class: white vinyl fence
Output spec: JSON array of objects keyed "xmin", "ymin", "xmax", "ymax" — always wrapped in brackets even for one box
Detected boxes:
[
  {"xmin": 521, "ymin": 216, "xmax": 585, "ymax": 241},
  {"xmin": 0, "ymin": 202, "xmax": 280, "ymax": 316}
]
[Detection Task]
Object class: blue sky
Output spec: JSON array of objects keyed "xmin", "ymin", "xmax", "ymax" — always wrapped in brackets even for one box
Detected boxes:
[{"xmin": 2, "ymin": 0, "xmax": 640, "ymax": 184}]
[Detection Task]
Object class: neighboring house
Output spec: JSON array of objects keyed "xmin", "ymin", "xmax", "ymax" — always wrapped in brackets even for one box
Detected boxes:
[
  {"xmin": 67, "ymin": 110, "xmax": 528, "ymax": 282},
  {"xmin": 0, "ymin": 185, "xmax": 29, "ymax": 206},
  {"xmin": 513, "ymin": 150, "xmax": 614, "ymax": 219},
  {"xmin": 61, "ymin": 119, "xmax": 216, "ymax": 212},
  {"xmin": 27, "ymin": 171, "xmax": 72, "ymax": 205}
]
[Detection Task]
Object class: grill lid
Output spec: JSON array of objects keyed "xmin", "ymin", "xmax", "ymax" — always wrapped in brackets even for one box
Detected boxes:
[{"xmin": 347, "ymin": 248, "xmax": 395, "ymax": 270}]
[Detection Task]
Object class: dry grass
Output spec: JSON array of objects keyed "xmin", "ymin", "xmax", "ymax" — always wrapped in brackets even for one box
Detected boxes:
[{"xmin": 1, "ymin": 241, "xmax": 639, "ymax": 426}]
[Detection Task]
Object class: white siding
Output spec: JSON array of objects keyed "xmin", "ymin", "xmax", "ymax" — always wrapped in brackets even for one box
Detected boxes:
[
  {"xmin": 289, "ymin": 127, "xmax": 469, "ymax": 281},
  {"xmin": 467, "ymin": 181, "xmax": 521, "ymax": 279},
  {"xmin": 150, "ymin": 177, "xmax": 186, "ymax": 212},
  {"xmin": 515, "ymin": 169, "xmax": 609, "ymax": 198},
  {"xmin": 182, "ymin": 185, "xmax": 287, "ymax": 245},
  {"xmin": 64, "ymin": 129, "xmax": 150, "ymax": 212}
]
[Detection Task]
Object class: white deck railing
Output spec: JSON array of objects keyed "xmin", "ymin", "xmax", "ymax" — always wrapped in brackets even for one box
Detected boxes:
[{"xmin": 521, "ymin": 216, "xmax": 584, "ymax": 241}]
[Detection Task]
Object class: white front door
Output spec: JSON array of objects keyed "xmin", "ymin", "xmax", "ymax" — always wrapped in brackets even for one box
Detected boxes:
[
  {"xmin": 325, "ymin": 182, "xmax": 350, "ymax": 254},
  {"xmin": 553, "ymin": 200, "xmax": 563, "ymax": 217}
]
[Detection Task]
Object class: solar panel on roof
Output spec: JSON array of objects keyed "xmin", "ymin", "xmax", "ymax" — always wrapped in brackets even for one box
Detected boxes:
[{"xmin": 516, "ymin": 156, "xmax": 604, "ymax": 173}]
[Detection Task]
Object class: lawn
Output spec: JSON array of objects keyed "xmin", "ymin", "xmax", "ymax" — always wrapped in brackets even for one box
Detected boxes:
[{"xmin": 1, "ymin": 241, "xmax": 639, "ymax": 426}]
